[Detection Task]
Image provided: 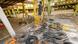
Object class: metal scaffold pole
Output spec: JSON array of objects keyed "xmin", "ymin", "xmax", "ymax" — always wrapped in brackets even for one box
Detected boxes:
[
  {"xmin": 0, "ymin": 7, "xmax": 16, "ymax": 44},
  {"xmin": 0, "ymin": 7, "xmax": 16, "ymax": 37}
]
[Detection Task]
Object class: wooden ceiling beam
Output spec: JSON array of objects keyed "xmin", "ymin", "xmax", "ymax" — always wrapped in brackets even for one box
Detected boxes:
[{"xmin": 0, "ymin": 0, "xmax": 25, "ymax": 8}]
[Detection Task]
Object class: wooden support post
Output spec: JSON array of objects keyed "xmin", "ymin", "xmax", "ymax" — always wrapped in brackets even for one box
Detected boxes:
[
  {"xmin": 5, "ymin": 10, "xmax": 8, "ymax": 15},
  {"xmin": 7, "ymin": 9, "xmax": 11, "ymax": 15},
  {"xmin": 11, "ymin": 6, "xmax": 16, "ymax": 16},
  {"xmin": 17, "ymin": 6, "xmax": 19, "ymax": 14},
  {"xmin": 74, "ymin": 4, "xmax": 78, "ymax": 16},
  {"xmin": 33, "ymin": 0, "xmax": 37, "ymax": 16},
  {"xmin": 22, "ymin": 1, "xmax": 25, "ymax": 17},
  {"xmin": 47, "ymin": 0, "xmax": 51, "ymax": 15}
]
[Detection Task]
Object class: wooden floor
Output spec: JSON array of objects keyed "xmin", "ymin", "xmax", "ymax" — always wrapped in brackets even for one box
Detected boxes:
[{"xmin": 0, "ymin": 29, "xmax": 9, "ymax": 40}]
